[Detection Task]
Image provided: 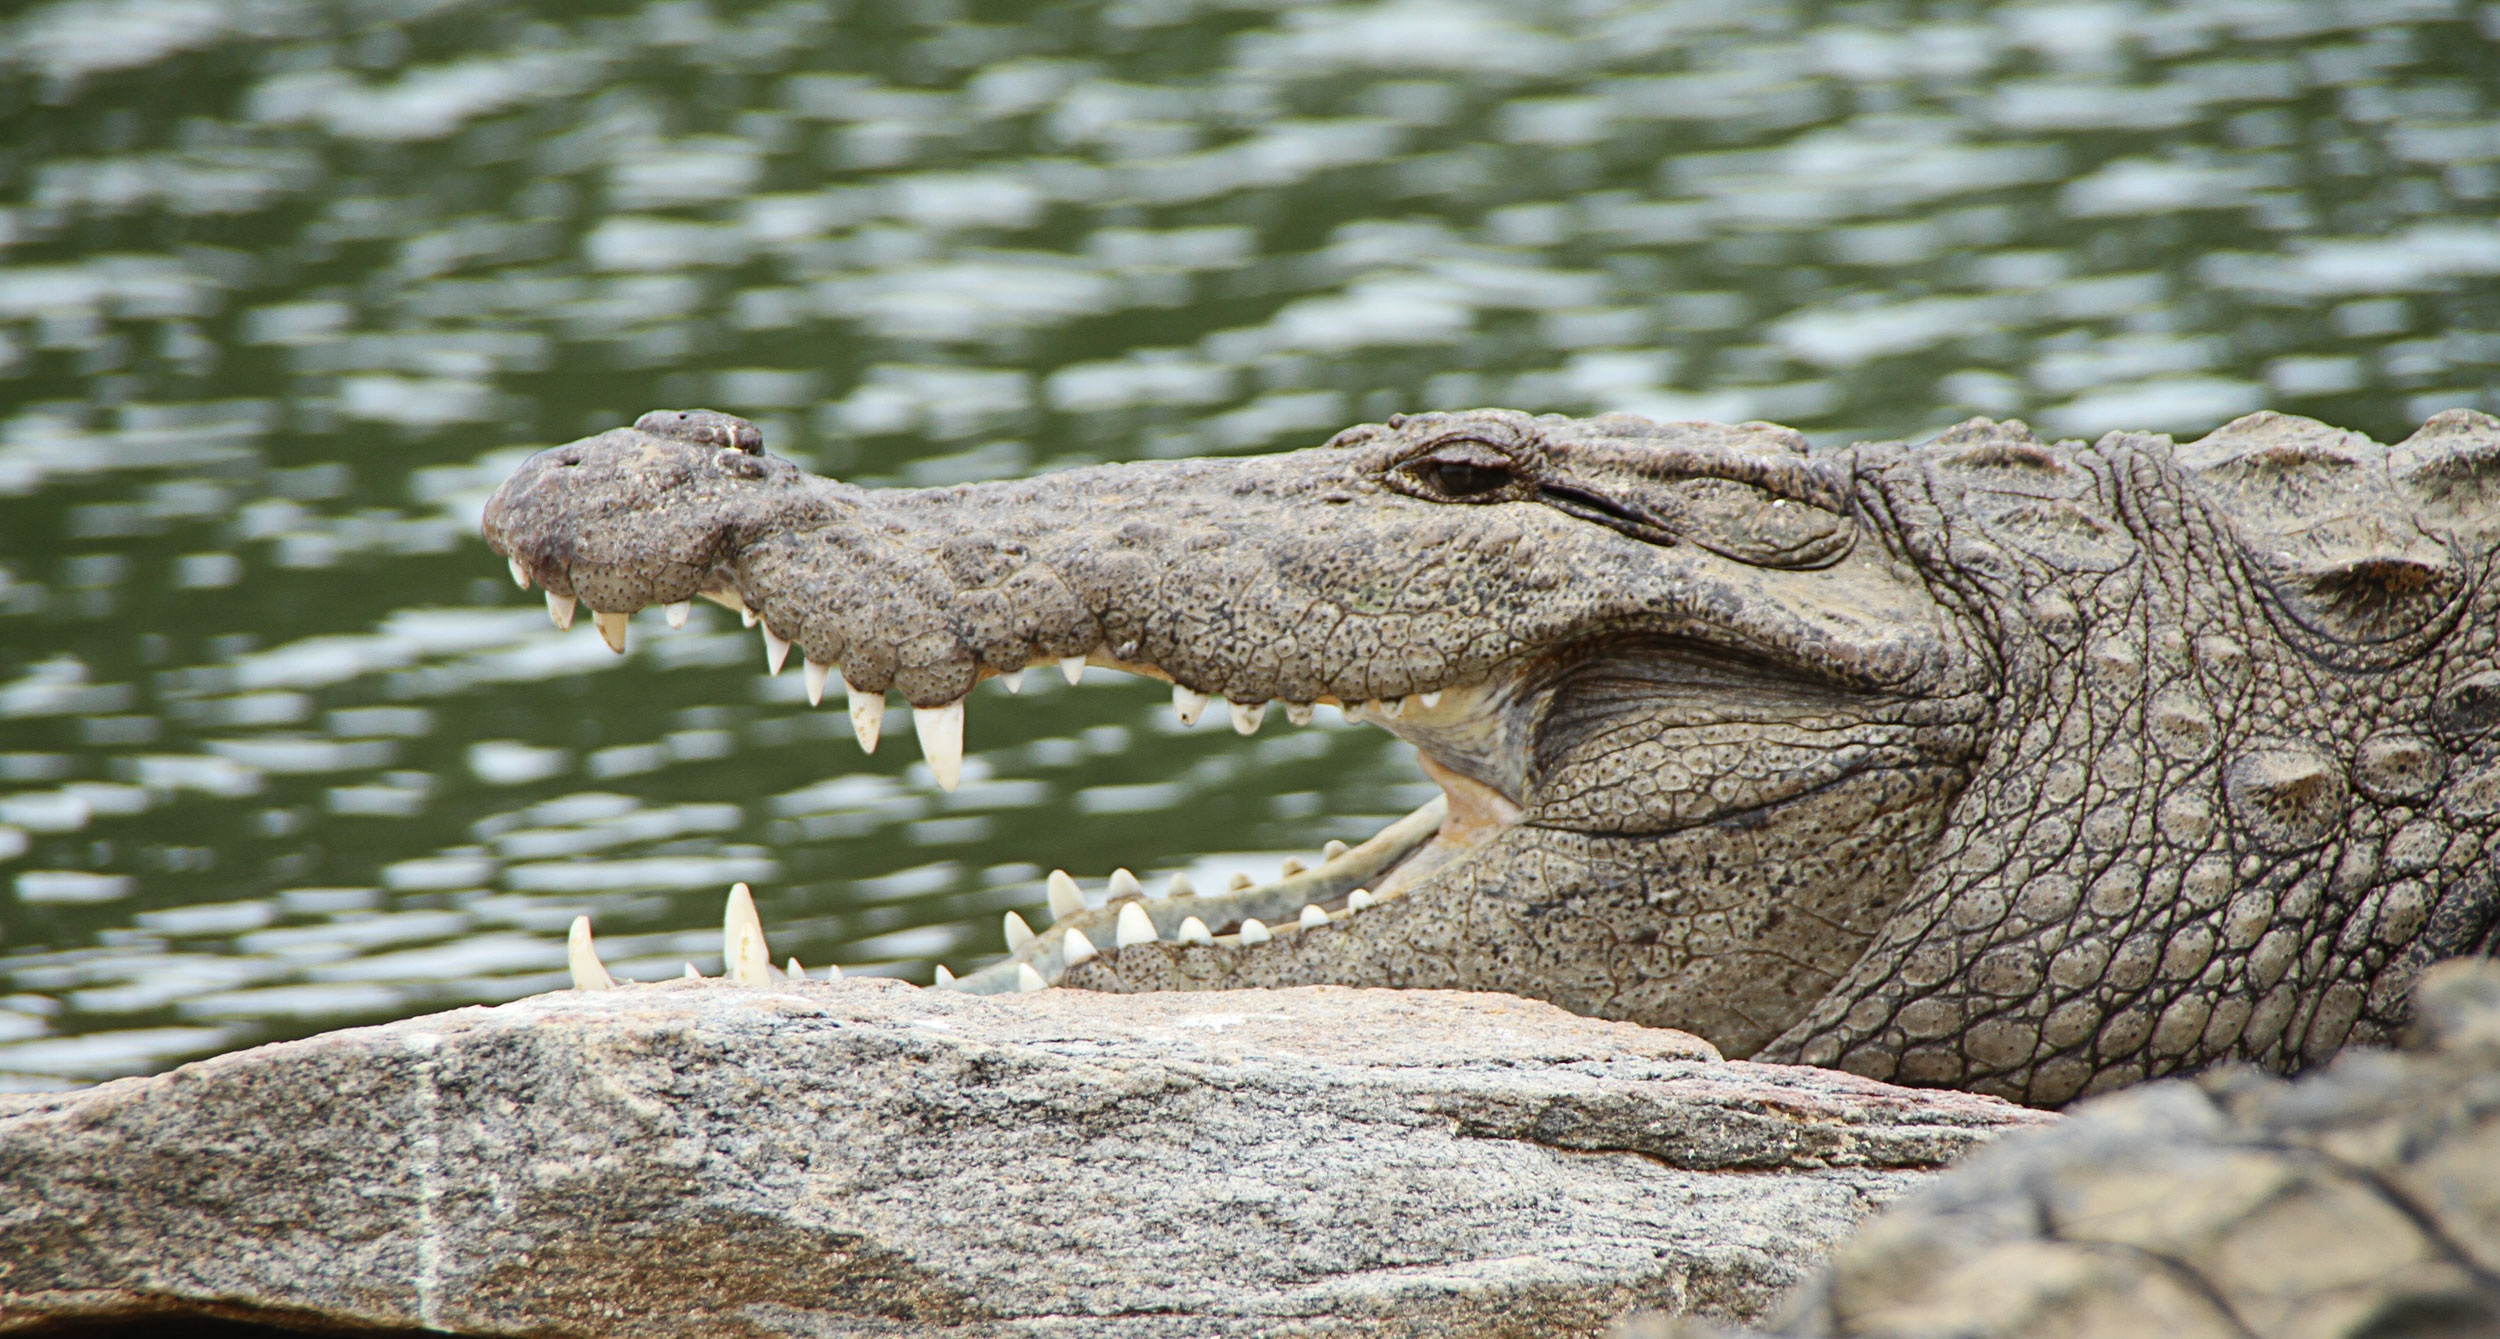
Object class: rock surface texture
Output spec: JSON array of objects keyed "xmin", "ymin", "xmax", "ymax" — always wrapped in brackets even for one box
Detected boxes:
[
  {"xmin": 0, "ymin": 979, "xmax": 2049, "ymax": 1338},
  {"xmin": 1624, "ymin": 957, "xmax": 2500, "ymax": 1339},
  {"xmin": 483, "ymin": 408, "xmax": 2500, "ymax": 1104}
]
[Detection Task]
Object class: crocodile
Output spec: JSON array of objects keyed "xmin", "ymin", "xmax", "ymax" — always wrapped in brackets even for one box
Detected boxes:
[{"xmin": 481, "ymin": 405, "xmax": 2500, "ymax": 1106}]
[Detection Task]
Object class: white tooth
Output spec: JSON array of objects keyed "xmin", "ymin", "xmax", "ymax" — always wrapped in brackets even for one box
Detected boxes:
[
  {"xmin": 1001, "ymin": 669, "xmax": 1024, "ymax": 693},
  {"xmin": 1229, "ymin": 699, "xmax": 1266, "ymax": 734},
  {"xmin": 915, "ymin": 699, "xmax": 965, "ymax": 792},
  {"xmin": 787, "ymin": 957, "xmax": 805, "ymax": 980},
  {"xmin": 1382, "ymin": 696, "xmax": 1405, "ymax": 719},
  {"xmin": 509, "ymin": 556, "xmax": 530, "ymax": 589},
  {"xmin": 1017, "ymin": 963, "xmax": 1048, "ymax": 991},
  {"xmin": 826, "ymin": 962, "xmax": 842, "ymax": 979},
  {"xmin": 1047, "ymin": 869, "xmax": 1086, "ymax": 922},
  {"xmin": 1163, "ymin": 873, "xmax": 1194, "ymax": 900},
  {"xmin": 1238, "ymin": 918, "xmax": 1271, "ymax": 945},
  {"xmin": 1108, "ymin": 868, "xmax": 1143, "ymax": 901},
  {"xmin": 1323, "ymin": 840, "xmax": 1350, "ymax": 862},
  {"xmin": 1060, "ymin": 655, "xmax": 1086, "ymax": 685},
  {"xmin": 1420, "ymin": 690, "xmax": 1443, "ymax": 709},
  {"xmin": 935, "ymin": 964, "xmax": 955, "ymax": 986},
  {"xmin": 1004, "ymin": 910, "xmax": 1035, "ymax": 951},
  {"xmin": 1347, "ymin": 888, "xmax": 1375, "ymax": 911},
  {"xmin": 683, "ymin": 963, "xmax": 702, "ymax": 979},
  {"xmin": 1063, "ymin": 926, "xmax": 1098, "ymax": 967},
  {"xmin": 666, "ymin": 601, "xmax": 690, "ymax": 629},
  {"xmin": 596, "ymin": 610, "xmax": 629, "ymax": 654},
  {"xmin": 1173, "ymin": 684, "xmax": 1208, "ymax": 726},
  {"xmin": 567, "ymin": 916, "xmax": 616, "ymax": 991},
  {"xmin": 1177, "ymin": 916, "xmax": 1214, "ymax": 945},
  {"xmin": 1285, "ymin": 703, "xmax": 1314, "ymax": 726},
  {"xmin": 1299, "ymin": 903, "xmax": 1328, "ymax": 930},
  {"xmin": 724, "ymin": 882, "xmax": 772, "ymax": 987},
  {"xmin": 763, "ymin": 628, "xmax": 791, "ymax": 675},
  {"xmin": 1280, "ymin": 857, "xmax": 1306, "ymax": 878},
  {"xmin": 546, "ymin": 591, "xmax": 576, "ymax": 630},
  {"xmin": 1228, "ymin": 872, "xmax": 1254, "ymax": 892},
  {"xmin": 699, "ymin": 588, "xmax": 745, "ymax": 614},
  {"xmin": 741, "ymin": 606, "xmax": 757, "ymax": 627},
  {"xmin": 803, "ymin": 658, "xmax": 830, "ymax": 706},
  {"xmin": 1116, "ymin": 901, "xmax": 1158, "ymax": 948},
  {"xmin": 848, "ymin": 685, "xmax": 883, "ymax": 753}
]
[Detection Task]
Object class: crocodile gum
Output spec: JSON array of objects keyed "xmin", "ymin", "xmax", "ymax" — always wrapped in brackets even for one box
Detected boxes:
[{"xmin": 482, "ymin": 406, "xmax": 2500, "ymax": 1107}]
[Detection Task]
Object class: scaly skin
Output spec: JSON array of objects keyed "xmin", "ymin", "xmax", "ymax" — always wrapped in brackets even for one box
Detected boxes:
[{"xmin": 483, "ymin": 406, "xmax": 2500, "ymax": 1105}]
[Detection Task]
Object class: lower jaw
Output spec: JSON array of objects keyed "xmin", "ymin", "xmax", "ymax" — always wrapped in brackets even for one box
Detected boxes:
[{"xmin": 942, "ymin": 781, "xmax": 1532, "ymax": 993}]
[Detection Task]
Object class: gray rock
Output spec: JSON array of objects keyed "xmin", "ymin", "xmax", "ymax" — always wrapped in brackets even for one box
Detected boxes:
[
  {"xmin": 1623, "ymin": 957, "xmax": 2500, "ymax": 1339},
  {"xmin": 0, "ymin": 979, "xmax": 2049, "ymax": 1337}
]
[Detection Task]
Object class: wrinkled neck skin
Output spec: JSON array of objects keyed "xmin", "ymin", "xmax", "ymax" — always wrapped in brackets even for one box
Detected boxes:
[{"xmin": 486, "ymin": 409, "xmax": 1991, "ymax": 1060}]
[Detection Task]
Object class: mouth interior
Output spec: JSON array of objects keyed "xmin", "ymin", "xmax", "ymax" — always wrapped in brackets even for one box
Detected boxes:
[{"xmin": 940, "ymin": 658, "xmax": 1532, "ymax": 994}]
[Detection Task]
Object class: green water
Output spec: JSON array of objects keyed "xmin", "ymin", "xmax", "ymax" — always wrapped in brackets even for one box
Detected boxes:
[{"xmin": 1, "ymin": 0, "xmax": 2496, "ymax": 1087}]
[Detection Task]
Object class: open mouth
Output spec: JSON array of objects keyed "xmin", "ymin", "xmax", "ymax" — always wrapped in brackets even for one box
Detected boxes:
[{"xmin": 512, "ymin": 560, "xmax": 1528, "ymax": 993}]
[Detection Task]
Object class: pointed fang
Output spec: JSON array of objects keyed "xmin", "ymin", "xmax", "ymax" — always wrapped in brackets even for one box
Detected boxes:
[
  {"xmin": 763, "ymin": 627, "xmax": 791, "ymax": 675},
  {"xmin": 1115, "ymin": 901, "xmax": 1158, "ymax": 948},
  {"xmin": 1004, "ymin": 910, "xmax": 1035, "ymax": 951},
  {"xmin": 1063, "ymin": 926, "xmax": 1098, "ymax": 967},
  {"xmin": 1299, "ymin": 903, "xmax": 1329, "ymax": 930},
  {"xmin": 1323, "ymin": 840, "xmax": 1350, "ymax": 862},
  {"xmin": 1285, "ymin": 703, "xmax": 1314, "ymax": 726},
  {"xmin": 1177, "ymin": 916, "xmax": 1214, "ymax": 946},
  {"xmin": 1108, "ymin": 868, "xmax": 1143, "ymax": 901},
  {"xmin": 935, "ymin": 964, "xmax": 955, "ymax": 986},
  {"xmin": 849, "ymin": 685, "xmax": 883, "ymax": 753},
  {"xmin": 1173, "ymin": 685, "xmax": 1208, "ymax": 726},
  {"xmin": 1163, "ymin": 873, "xmax": 1194, "ymax": 900},
  {"xmin": 1347, "ymin": 888, "xmax": 1376, "ymax": 911},
  {"xmin": 1228, "ymin": 872, "xmax": 1254, "ymax": 892},
  {"xmin": 547, "ymin": 591, "xmax": 577, "ymax": 630},
  {"xmin": 1419, "ymin": 690, "xmax": 1443, "ymax": 709},
  {"xmin": 567, "ymin": 916, "xmax": 616, "ymax": 991},
  {"xmin": 915, "ymin": 700, "xmax": 965, "ymax": 792},
  {"xmin": 1060, "ymin": 656, "xmax": 1086, "ymax": 685},
  {"xmin": 683, "ymin": 963, "xmax": 702, "ymax": 979},
  {"xmin": 666, "ymin": 601, "xmax": 689, "ymax": 629},
  {"xmin": 1229, "ymin": 699, "xmax": 1266, "ymax": 734},
  {"xmin": 1001, "ymin": 669, "xmax": 1024, "ymax": 693},
  {"xmin": 1047, "ymin": 869, "xmax": 1086, "ymax": 922},
  {"xmin": 595, "ymin": 610, "xmax": 629, "ymax": 654},
  {"xmin": 724, "ymin": 882, "xmax": 773, "ymax": 987},
  {"xmin": 787, "ymin": 957, "xmax": 805, "ymax": 980},
  {"xmin": 804, "ymin": 658, "xmax": 830, "ymax": 707},
  {"xmin": 509, "ymin": 557, "xmax": 530, "ymax": 589},
  {"xmin": 1017, "ymin": 963, "xmax": 1049, "ymax": 992},
  {"xmin": 1280, "ymin": 857, "xmax": 1306, "ymax": 878},
  {"xmin": 1238, "ymin": 918, "xmax": 1271, "ymax": 945}
]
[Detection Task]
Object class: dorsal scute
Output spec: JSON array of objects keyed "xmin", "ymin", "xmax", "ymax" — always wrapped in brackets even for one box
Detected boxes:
[
  {"xmin": 2176, "ymin": 412, "xmax": 2468, "ymax": 661},
  {"xmin": 2177, "ymin": 410, "xmax": 2382, "ymax": 477},
  {"xmin": 2391, "ymin": 408, "xmax": 2500, "ymax": 544}
]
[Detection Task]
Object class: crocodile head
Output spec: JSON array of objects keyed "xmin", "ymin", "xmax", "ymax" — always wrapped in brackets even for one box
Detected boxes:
[
  {"xmin": 486, "ymin": 407, "xmax": 1988, "ymax": 1056},
  {"xmin": 486, "ymin": 405, "xmax": 2500, "ymax": 1104}
]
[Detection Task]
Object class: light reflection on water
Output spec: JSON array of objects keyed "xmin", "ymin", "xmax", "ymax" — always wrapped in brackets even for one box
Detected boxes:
[{"xmin": 0, "ymin": 0, "xmax": 2495, "ymax": 1087}]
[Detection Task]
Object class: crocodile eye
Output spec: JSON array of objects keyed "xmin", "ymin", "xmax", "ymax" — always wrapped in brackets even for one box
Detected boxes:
[
  {"xmin": 1394, "ymin": 440, "xmax": 1527, "ymax": 502},
  {"xmin": 1427, "ymin": 461, "xmax": 1513, "ymax": 497}
]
